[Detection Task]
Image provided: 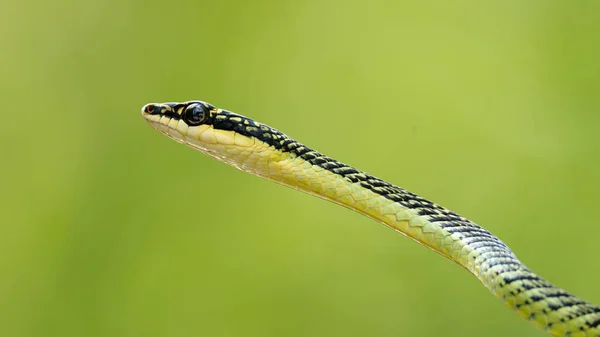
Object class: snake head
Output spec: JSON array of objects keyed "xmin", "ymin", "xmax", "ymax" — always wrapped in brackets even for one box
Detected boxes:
[
  {"xmin": 141, "ymin": 100, "xmax": 295, "ymax": 173},
  {"xmin": 141, "ymin": 100, "xmax": 220, "ymax": 148},
  {"xmin": 141, "ymin": 100, "xmax": 263, "ymax": 162}
]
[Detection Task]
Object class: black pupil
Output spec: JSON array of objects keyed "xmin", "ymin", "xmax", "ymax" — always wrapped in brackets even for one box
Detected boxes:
[{"xmin": 185, "ymin": 105, "xmax": 205, "ymax": 125}]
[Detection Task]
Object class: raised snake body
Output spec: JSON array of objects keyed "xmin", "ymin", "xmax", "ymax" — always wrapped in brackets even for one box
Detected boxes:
[{"xmin": 141, "ymin": 100, "xmax": 599, "ymax": 336}]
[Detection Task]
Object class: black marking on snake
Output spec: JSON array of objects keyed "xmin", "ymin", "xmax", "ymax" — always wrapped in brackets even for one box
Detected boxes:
[
  {"xmin": 416, "ymin": 208, "xmax": 440, "ymax": 216},
  {"xmin": 367, "ymin": 179, "xmax": 391, "ymax": 187},
  {"xmin": 150, "ymin": 108, "xmax": 181, "ymax": 120},
  {"xmin": 519, "ymin": 282, "xmax": 553, "ymax": 292},
  {"xmin": 529, "ymin": 295, "xmax": 545, "ymax": 302},
  {"xmin": 464, "ymin": 236, "xmax": 507, "ymax": 247},
  {"xmin": 483, "ymin": 260, "xmax": 521, "ymax": 270},
  {"xmin": 428, "ymin": 214, "xmax": 467, "ymax": 222},
  {"xmin": 321, "ymin": 162, "xmax": 343, "ymax": 170},
  {"xmin": 502, "ymin": 274, "xmax": 540, "ymax": 285},
  {"xmin": 311, "ymin": 157, "xmax": 331, "ymax": 165},
  {"xmin": 333, "ymin": 167, "xmax": 360, "ymax": 175}
]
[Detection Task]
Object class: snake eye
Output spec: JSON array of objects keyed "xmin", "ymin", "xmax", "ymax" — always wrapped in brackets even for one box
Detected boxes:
[
  {"xmin": 144, "ymin": 104, "xmax": 156, "ymax": 114},
  {"xmin": 183, "ymin": 103, "xmax": 208, "ymax": 126}
]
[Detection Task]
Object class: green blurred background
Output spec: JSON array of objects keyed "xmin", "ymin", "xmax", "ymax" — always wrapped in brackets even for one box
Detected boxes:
[{"xmin": 2, "ymin": 1, "xmax": 599, "ymax": 336}]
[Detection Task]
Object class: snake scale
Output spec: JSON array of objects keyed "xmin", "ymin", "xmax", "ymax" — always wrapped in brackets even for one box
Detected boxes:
[{"xmin": 141, "ymin": 100, "xmax": 599, "ymax": 336}]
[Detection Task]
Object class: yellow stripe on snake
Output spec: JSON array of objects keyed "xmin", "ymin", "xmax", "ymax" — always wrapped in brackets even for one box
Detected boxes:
[{"xmin": 141, "ymin": 100, "xmax": 599, "ymax": 337}]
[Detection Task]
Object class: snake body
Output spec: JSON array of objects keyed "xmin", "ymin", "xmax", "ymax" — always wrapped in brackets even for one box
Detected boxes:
[{"xmin": 141, "ymin": 100, "xmax": 599, "ymax": 336}]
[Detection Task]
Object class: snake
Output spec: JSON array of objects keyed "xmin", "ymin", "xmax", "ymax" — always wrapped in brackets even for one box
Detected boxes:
[{"xmin": 141, "ymin": 100, "xmax": 599, "ymax": 337}]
